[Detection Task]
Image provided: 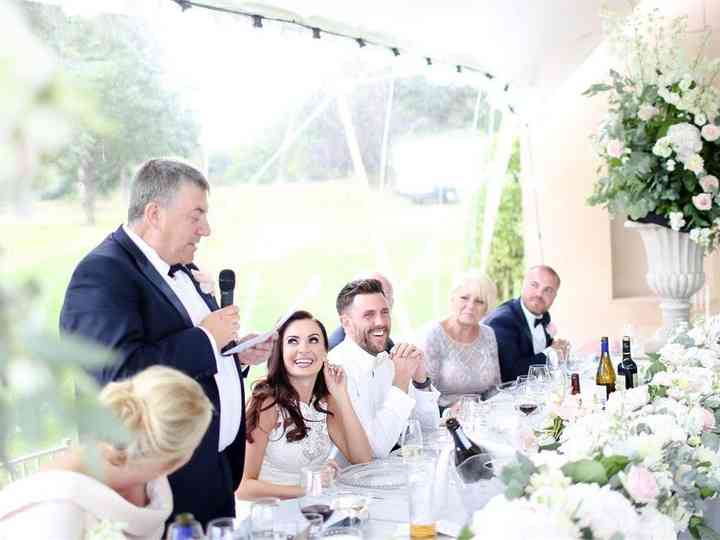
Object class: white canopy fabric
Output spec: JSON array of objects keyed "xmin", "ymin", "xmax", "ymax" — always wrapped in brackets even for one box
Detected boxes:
[{"xmin": 207, "ymin": 0, "xmax": 633, "ymax": 103}]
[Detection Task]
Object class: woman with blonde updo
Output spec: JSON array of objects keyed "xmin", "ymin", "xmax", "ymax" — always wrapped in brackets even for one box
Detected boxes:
[{"xmin": 0, "ymin": 366, "xmax": 212, "ymax": 540}]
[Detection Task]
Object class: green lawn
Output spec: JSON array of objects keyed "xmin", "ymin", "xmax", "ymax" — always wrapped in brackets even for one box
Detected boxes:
[{"xmin": 1, "ymin": 181, "xmax": 471, "ymax": 456}]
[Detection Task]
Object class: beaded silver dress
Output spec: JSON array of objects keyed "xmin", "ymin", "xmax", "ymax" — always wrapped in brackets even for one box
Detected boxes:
[
  {"xmin": 259, "ymin": 401, "xmax": 332, "ymax": 486},
  {"xmin": 421, "ymin": 322, "xmax": 501, "ymax": 408}
]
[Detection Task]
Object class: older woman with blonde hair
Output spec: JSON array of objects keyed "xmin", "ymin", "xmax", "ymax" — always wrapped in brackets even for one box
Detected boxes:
[
  {"xmin": 420, "ymin": 271, "xmax": 501, "ymax": 409},
  {"xmin": 0, "ymin": 366, "xmax": 213, "ymax": 540}
]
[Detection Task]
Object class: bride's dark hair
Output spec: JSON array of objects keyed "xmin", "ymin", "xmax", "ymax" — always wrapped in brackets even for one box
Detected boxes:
[{"xmin": 246, "ymin": 310, "xmax": 331, "ymax": 443}]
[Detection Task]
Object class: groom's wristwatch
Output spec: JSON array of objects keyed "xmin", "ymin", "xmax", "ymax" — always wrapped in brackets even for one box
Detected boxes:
[{"xmin": 412, "ymin": 376, "xmax": 432, "ymax": 390}]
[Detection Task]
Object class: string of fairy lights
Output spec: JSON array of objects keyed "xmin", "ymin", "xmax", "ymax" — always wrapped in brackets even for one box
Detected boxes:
[{"xmin": 168, "ymin": 0, "xmax": 513, "ymax": 105}]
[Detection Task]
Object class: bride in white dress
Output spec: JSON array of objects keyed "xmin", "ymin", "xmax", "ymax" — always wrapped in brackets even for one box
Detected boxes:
[{"xmin": 237, "ymin": 310, "xmax": 372, "ymax": 500}]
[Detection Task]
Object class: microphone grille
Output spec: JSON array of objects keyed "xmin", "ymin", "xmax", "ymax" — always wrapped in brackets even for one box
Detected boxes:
[{"xmin": 218, "ymin": 269, "xmax": 236, "ymax": 291}]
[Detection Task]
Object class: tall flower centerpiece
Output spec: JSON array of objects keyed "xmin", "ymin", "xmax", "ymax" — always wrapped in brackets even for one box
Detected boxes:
[{"xmin": 586, "ymin": 9, "xmax": 720, "ymax": 349}]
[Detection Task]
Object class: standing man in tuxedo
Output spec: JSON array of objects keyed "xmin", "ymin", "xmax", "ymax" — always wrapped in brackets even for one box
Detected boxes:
[
  {"xmin": 59, "ymin": 158, "xmax": 275, "ymax": 526},
  {"xmin": 485, "ymin": 265, "xmax": 569, "ymax": 383}
]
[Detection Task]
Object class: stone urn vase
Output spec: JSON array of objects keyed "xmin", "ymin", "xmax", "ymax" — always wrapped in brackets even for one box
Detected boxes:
[{"xmin": 625, "ymin": 221, "xmax": 705, "ymax": 352}]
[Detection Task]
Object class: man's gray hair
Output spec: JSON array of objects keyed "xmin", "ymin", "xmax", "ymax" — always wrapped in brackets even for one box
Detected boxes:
[{"xmin": 127, "ymin": 158, "xmax": 210, "ymax": 224}]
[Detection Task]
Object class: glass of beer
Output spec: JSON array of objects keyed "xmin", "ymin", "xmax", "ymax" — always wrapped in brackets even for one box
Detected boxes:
[{"xmin": 406, "ymin": 459, "xmax": 437, "ymax": 538}]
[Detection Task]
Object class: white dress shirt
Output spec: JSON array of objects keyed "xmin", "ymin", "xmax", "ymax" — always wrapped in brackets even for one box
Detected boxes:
[
  {"xmin": 519, "ymin": 299, "xmax": 557, "ymax": 365},
  {"xmin": 123, "ymin": 225, "xmax": 242, "ymax": 452},
  {"xmin": 327, "ymin": 338, "xmax": 440, "ymax": 461}
]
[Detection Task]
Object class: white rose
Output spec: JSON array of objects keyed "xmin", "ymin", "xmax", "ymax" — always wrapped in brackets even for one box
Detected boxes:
[
  {"xmin": 669, "ymin": 211, "xmax": 686, "ymax": 231},
  {"xmin": 686, "ymin": 154, "xmax": 705, "ymax": 175},
  {"xmin": 652, "ymin": 137, "xmax": 673, "ymax": 158},
  {"xmin": 666, "ymin": 159, "xmax": 676, "ymax": 172},
  {"xmin": 695, "ymin": 113, "xmax": 708, "ymax": 126}
]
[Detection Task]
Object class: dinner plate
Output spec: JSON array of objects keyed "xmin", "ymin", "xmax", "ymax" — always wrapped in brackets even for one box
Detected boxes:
[{"xmin": 337, "ymin": 460, "xmax": 408, "ymax": 490}]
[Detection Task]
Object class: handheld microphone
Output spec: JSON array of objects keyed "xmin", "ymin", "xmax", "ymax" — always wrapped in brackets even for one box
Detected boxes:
[
  {"xmin": 219, "ymin": 269, "xmax": 237, "ymax": 355},
  {"xmin": 219, "ymin": 269, "xmax": 235, "ymax": 308}
]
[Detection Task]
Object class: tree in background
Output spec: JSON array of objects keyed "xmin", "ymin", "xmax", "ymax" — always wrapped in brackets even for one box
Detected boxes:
[
  {"xmin": 469, "ymin": 139, "xmax": 525, "ymax": 302},
  {"xmin": 25, "ymin": 4, "xmax": 201, "ymax": 224}
]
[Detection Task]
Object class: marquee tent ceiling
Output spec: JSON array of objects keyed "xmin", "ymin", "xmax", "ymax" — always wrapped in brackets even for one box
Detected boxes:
[{"xmin": 204, "ymin": 0, "xmax": 634, "ymax": 101}]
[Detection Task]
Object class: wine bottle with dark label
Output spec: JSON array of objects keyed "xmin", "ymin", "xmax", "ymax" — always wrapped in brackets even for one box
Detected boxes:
[
  {"xmin": 445, "ymin": 417, "xmax": 492, "ymax": 482},
  {"xmin": 595, "ymin": 336, "xmax": 616, "ymax": 401},
  {"xmin": 620, "ymin": 336, "xmax": 638, "ymax": 389}
]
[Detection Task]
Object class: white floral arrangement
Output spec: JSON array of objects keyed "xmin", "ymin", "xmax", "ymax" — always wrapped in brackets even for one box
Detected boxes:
[
  {"xmin": 585, "ymin": 8, "xmax": 720, "ymax": 251},
  {"xmin": 85, "ymin": 520, "xmax": 126, "ymax": 540},
  {"xmin": 461, "ymin": 315, "xmax": 720, "ymax": 540}
]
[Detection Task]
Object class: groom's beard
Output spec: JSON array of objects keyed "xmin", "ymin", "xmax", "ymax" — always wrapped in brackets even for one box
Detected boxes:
[{"xmin": 351, "ymin": 323, "xmax": 390, "ymax": 356}]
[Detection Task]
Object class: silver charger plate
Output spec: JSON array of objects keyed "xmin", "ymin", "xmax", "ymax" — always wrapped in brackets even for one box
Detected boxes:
[{"xmin": 337, "ymin": 460, "xmax": 408, "ymax": 490}]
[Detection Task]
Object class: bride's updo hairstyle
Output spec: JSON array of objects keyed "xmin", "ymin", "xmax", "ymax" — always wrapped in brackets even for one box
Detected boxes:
[{"xmin": 98, "ymin": 366, "xmax": 212, "ymax": 466}]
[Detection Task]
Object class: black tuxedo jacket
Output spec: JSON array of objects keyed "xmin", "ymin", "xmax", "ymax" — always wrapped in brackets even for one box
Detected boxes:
[
  {"xmin": 59, "ymin": 225, "xmax": 246, "ymax": 526},
  {"xmin": 484, "ymin": 298, "xmax": 553, "ymax": 383}
]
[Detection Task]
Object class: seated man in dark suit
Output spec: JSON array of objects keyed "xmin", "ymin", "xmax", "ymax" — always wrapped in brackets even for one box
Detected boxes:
[
  {"xmin": 484, "ymin": 265, "xmax": 569, "ymax": 382},
  {"xmin": 328, "ymin": 271, "xmax": 395, "ymax": 352}
]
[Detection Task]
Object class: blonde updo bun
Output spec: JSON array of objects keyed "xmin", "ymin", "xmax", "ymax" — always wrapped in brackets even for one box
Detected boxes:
[{"xmin": 99, "ymin": 366, "xmax": 212, "ymax": 465}]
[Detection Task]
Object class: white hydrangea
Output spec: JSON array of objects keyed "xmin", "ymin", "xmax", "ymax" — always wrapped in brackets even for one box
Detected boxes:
[
  {"xmin": 471, "ymin": 496, "xmax": 580, "ymax": 540},
  {"xmin": 666, "ymin": 123, "xmax": 703, "ymax": 163},
  {"xmin": 637, "ymin": 506, "xmax": 677, "ymax": 540},
  {"xmin": 572, "ymin": 484, "xmax": 641, "ymax": 539}
]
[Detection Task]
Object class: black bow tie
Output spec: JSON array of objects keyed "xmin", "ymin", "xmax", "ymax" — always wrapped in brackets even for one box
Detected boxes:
[
  {"xmin": 534, "ymin": 313, "xmax": 550, "ymax": 327},
  {"xmin": 168, "ymin": 264, "xmax": 191, "ymax": 278}
]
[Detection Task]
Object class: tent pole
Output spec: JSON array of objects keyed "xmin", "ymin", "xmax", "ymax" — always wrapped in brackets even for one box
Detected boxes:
[
  {"xmin": 250, "ymin": 94, "xmax": 334, "ymax": 183},
  {"xmin": 336, "ymin": 92, "xmax": 370, "ymax": 187},
  {"xmin": 378, "ymin": 75, "xmax": 395, "ymax": 193}
]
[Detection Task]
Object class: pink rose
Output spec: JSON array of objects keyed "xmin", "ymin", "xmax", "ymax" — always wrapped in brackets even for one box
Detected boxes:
[
  {"xmin": 606, "ymin": 139, "xmax": 625, "ymax": 158},
  {"xmin": 692, "ymin": 193, "xmax": 713, "ymax": 211},
  {"xmin": 624, "ymin": 466, "xmax": 659, "ymax": 504},
  {"xmin": 700, "ymin": 175, "xmax": 719, "ymax": 192},
  {"xmin": 546, "ymin": 322, "xmax": 558, "ymax": 337},
  {"xmin": 703, "ymin": 408, "xmax": 716, "ymax": 431},
  {"xmin": 702, "ymin": 123, "xmax": 720, "ymax": 142}
]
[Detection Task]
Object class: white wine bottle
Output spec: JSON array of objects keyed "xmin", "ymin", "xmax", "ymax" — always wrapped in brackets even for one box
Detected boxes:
[{"xmin": 596, "ymin": 336, "xmax": 616, "ymax": 401}]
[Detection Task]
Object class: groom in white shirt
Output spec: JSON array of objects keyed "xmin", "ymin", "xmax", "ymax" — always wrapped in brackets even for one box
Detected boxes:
[{"xmin": 328, "ymin": 279, "xmax": 440, "ymax": 459}]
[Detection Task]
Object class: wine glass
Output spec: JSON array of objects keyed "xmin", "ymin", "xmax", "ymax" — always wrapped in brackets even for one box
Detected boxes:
[
  {"xmin": 400, "ymin": 418, "xmax": 424, "ymax": 461},
  {"xmin": 331, "ymin": 492, "xmax": 369, "ymax": 528},
  {"xmin": 250, "ymin": 498, "xmax": 280, "ymax": 539},
  {"xmin": 207, "ymin": 518, "xmax": 242, "ymax": 540},
  {"xmin": 299, "ymin": 464, "xmax": 335, "ymax": 523},
  {"xmin": 514, "ymin": 383, "xmax": 539, "ymax": 417},
  {"xmin": 300, "ymin": 512, "xmax": 324, "ymax": 540}
]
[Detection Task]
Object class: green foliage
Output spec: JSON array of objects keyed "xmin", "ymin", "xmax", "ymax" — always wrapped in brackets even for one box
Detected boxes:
[
  {"xmin": 500, "ymin": 452, "xmax": 537, "ymax": 498},
  {"xmin": 468, "ymin": 139, "xmax": 525, "ymax": 301},
  {"xmin": 599, "ymin": 455, "xmax": 630, "ymax": 479},
  {"xmin": 561, "ymin": 459, "xmax": 608, "ymax": 485}
]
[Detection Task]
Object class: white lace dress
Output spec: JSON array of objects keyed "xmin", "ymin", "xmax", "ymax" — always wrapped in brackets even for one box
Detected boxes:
[
  {"xmin": 259, "ymin": 401, "xmax": 333, "ymax": 486},
  {"xmin": 421, "ymin": 321, "xmax": 501, "ymax": 408}
]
